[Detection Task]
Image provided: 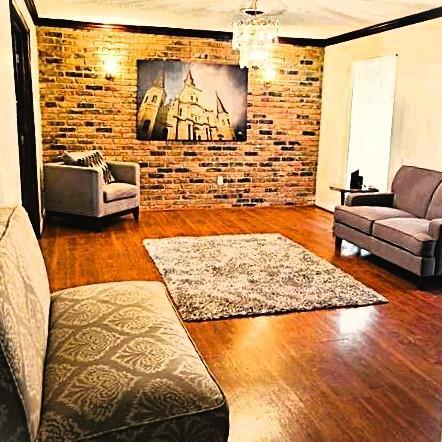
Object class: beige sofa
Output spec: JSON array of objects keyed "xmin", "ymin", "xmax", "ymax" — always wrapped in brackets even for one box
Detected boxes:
[
  {"xmin": 0, "ymin": 206, "xmax": 229, "ymax": 441},
  {"xmin": 334, "ymin": 166, "xmax": 442, "ymax": 287}
]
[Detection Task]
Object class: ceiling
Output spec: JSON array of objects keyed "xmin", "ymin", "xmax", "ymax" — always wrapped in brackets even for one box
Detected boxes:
[{"xmin": 34, "ymin": 0, "xmax": 441, "ymax": 39}]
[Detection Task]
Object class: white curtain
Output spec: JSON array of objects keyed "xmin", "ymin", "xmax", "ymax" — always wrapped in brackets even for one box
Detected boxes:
[{"xmin": 346, "ymin": 55, "xmax": 397, "ymax": 191}]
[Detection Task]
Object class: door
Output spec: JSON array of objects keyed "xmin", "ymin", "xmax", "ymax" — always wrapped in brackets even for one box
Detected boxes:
[{"xmin": 10, "ymin": 4, "xmax": 40, "ymax": 236}]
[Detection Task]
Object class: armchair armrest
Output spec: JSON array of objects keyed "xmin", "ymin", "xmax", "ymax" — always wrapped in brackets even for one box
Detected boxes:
[
  {"xmin": 44, "ymin": 163, "xmax": 104, "ymax": 217},
  {"xmin": 429, "ymin": 219, "xmax": 442, "ymax": 240},
  {"xmin": 107, "ymin": 161, "xmax": 140, "ymax": 186},
  {"xmin": 346, "ymin": 192, "xmax": 394, "ymax": 207}
]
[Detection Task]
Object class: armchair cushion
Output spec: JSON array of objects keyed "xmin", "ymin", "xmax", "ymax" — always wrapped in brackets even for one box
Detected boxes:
[
  {"xmin": 104, "ymin": 183, "xmax": 138, "ymax": 203},
  {"xmin": 345, "ymin": 192, "xmax": 394, "ymax": 207},
  {"xmin": 38, "ymin": 282, "xmax": 228, "ymax": 442},
  {"xmin": 334, "ymin": 205, "xmax": 413, "ymax": 234},
  {"xmin": 373, "ymin": 218, "xmax": 435, "ymax": 257},
  {"xmin": 107, "ymin": 161, "xmax": 140, "ymax": 186}
]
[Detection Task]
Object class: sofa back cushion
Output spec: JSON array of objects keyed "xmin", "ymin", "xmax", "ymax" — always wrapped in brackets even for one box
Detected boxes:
[
  {"xmin": 426, "ymin": 183, "xmax": 442, "ymax": 219},
  {"xmin": 0, "ymin": 207, "xmax": 51, "ymax": 440},
  {"xmin": 392, "ymin": 166, "xmax": 442, "ymax": 218}
]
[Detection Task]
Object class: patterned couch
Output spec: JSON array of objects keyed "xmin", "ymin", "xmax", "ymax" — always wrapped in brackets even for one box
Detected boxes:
[{"xmin": 0, "ymin": 206, "xmax": 229, "ymax": 441}]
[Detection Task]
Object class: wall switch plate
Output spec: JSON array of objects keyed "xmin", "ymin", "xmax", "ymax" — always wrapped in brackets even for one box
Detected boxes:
[{"xmin": 217, "ymin": 176, "xmax": 224, "ymax": 186}]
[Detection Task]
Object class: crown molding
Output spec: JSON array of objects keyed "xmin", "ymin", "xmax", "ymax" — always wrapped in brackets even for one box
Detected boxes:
[
  {"xmin": 326, "ymin": 7, "xmax": 442, "ymax": 46},
  {"xmin": 36, "ymin": 17, "xmax": 327, "ymax": 47},
  {"xmin": 28, "ymin": 5, "xmax": 442, "ymax": 48}
]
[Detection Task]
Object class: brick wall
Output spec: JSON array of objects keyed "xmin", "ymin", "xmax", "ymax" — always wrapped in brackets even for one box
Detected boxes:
[{"xmin": 38, "ymin": 26, "xmax": 324, "ymax": 209}]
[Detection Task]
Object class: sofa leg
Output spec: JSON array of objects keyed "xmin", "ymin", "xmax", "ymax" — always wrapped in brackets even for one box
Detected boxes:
[
  {"xmin": 133, "ymin": 207, "xmax": 139, "ymax": 222},
  {"xmin": 94, "ymin": 217, "xmax": 103, "ymax": 232},
  {"xmin": 417, "ymin": 277, "xmax": 430, "ymax": 291},
  {"xmin": 334, "ymin": 236, "xmax": 343, "ymax": 254}
]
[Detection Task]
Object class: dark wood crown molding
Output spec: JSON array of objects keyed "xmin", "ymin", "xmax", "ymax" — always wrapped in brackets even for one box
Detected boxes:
[
  {"xmin": 36, "ymin": 17, "xmax": 326, "ymax": 47},
  {"xmin": 23, "ymin": 0, "xmax": 39, "ymax": 25},
  {"xmin": 326, "ymin": 7, "xmax": 442, "ymax": 46},
  {"xmin": 32, "ymin": 6, "xmax": 442, "ymax": 48}
]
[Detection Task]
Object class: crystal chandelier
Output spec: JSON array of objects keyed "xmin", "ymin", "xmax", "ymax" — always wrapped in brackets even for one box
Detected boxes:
[{"xmin": 232, "ymin": 0, "xmax": 279, "ymax": 69}]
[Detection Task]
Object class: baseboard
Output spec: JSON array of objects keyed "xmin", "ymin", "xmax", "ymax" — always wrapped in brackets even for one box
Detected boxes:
[{"xmin": 314, "ymin": 202, "xmax": 335, "ymax": 213}]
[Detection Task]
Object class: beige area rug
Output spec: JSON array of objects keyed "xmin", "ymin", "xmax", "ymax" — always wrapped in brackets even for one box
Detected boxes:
[{"xmin": 143, "ymin": 233, "xmax": 387, "ymax": 321}]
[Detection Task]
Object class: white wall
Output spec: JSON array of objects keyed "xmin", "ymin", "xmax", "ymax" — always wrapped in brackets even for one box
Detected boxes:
[
  {"xmin": 0, "ymin": 0, "xmax": 43, "ymax": 230},
  {"xmin": 316, "ymin": 18, "xmax": 442, "ymax": 211}
]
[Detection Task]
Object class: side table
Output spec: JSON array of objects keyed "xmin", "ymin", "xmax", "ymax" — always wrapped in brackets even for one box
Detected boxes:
[{"xmin": 330, "ymin": 186, "xmax": 379, "ymax": 206}]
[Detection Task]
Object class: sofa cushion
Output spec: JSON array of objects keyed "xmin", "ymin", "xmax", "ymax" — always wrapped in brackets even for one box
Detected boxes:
[
  {"xmin": 334, "ymin": 205, "xmax": 413, "ymax": 234},
  {"xmin": 38, "ymin": 281, "xmax": 228, "ymax": 442},
  {"xmin": 373, "ymin": 218, "xmax": 435, "ymax": 257},
  {"xmin": 0, "ymin": 206, "xmax": 51, "ymax": 440},
  {"xmin": 103, "ymin": 182, "xmax": 138, "ymax": 203},
  {"xmin": 392, "ymin": 166, "xmax": 442, "ymax": 218},
  {"xmin": 426, "ymin": 183, "xmax": 442, "ymax": 220}
]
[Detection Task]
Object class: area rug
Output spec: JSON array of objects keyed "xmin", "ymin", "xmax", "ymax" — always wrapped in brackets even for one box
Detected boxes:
[{"xmin": 143, "ymin": 233, "xmax": 387, "ymax": 321}]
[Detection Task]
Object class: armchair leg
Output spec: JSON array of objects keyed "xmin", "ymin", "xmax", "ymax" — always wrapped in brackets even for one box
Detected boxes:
[
  {"xmin": 334, "ymin": 236, "xmax": 343, "ymax": 254},
  {"xmin": 133, "ymin": 207, "xmax": 139, "ymax": 222}
]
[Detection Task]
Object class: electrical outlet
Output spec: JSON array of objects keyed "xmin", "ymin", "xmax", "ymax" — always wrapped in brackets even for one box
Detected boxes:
[{"xmin": 217, "ymin": 176, "xmax": 224, "ymax": 186}]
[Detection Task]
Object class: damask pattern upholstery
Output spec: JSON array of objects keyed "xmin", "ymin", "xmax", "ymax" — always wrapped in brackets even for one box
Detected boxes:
[
  {"xmin": 0, "ymin": 207, "xmax": 51, "ymax": 441},
  {"xmin": 38, "ymin": 281, "xmax": 228, "ymax": 441}
]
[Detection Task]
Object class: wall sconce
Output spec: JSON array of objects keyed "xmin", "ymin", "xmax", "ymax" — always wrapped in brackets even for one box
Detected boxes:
[
  {"xmin": 262, "ymin": 63, "xmax": 277, "ymax": 87},
  {"xmin": 104, "ymin": 56, "xmax": 119, "ymax": 80}
]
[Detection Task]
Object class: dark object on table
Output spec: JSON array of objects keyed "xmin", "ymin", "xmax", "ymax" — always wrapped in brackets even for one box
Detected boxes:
[
  {"xmin": 330, "ymin": 185, "xmax": 379, "ymax": 206},
  {"xmin": 333, "ymin": 165, "xmax": 442, "ymax": 289},
  {"xmin": 350, "ymin": 170, "xmax": 364, "ymax": 189}
]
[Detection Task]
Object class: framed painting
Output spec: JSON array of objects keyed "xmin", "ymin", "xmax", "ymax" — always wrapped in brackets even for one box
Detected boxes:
[{"xmin": 136, "ymin": 60, "xmax": 248, "ymax": 141}]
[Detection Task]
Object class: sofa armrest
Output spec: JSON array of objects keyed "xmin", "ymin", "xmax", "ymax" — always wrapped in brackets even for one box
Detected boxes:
[
  {"xmin": 345, "ymin": 192, "xmax": 394, "ymax": 207},
  {"xmin": 107, "ymin": 161, "xmax": 140, "ymax": 186},
  {"xmin": 44, "ymin": 163, "xmax": 104, "ymax": 216},
  {"xmin": 429, "ymin": 218, "xmax": 442, "ymax": 240}
]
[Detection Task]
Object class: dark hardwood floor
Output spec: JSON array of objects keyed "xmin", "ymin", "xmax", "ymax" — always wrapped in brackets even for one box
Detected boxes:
[{"xmin": 39, "ymin": 207, "xmax": 442, "ymax": 442}]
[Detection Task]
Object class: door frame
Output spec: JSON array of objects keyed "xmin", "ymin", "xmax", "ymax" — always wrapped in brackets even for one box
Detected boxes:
[{"xmin": 10, "ymin": 2, "xmax": 41, "ymax": 236}]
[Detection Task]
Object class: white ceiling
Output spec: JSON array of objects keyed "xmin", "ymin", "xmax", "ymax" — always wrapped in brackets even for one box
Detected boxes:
[{"xmin": 34, "ymin": 0, "xmax": 441, "ymax": 39}]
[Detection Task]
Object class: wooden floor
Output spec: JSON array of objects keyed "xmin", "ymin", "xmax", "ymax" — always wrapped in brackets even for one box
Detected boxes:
[{"xmin": 40, "ymin": 207, "xmax": 442, "ymax": 442}]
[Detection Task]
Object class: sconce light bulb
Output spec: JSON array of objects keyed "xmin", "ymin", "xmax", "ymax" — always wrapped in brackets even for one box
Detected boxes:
[
  {"xmin": 104, "ymin": 57, "xmax": 119, "ymax": 78},
  {"xmin": 263, "ymin": 64, "xmax": 276, "ymax": 83}
]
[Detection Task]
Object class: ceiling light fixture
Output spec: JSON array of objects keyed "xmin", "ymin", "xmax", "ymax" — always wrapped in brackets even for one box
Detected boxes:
[{"xmin": 232, "ymin": 0, "xmax": 279, "ymax": 70}]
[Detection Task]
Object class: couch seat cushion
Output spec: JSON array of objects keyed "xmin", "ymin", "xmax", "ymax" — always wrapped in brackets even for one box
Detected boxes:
[
  {"xmin": 103, "ymin": 182, "xmax": 137, "ymax": 203},
  {"xmin": 38, "ymin": 281, "xmax": 228, "ymax": 442},
  {"xmin": 334, "ymin": 205, "xmax": 413, "ymax": 234},
  {"xmin": 372, "ymin": 218, "xmax": 436, "ymax": 257}
]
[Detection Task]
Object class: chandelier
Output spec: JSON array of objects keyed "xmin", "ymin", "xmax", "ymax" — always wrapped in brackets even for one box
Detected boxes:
[{"xmin": 232, "ymin": 0, "xmax": 279, "ymax": 70}]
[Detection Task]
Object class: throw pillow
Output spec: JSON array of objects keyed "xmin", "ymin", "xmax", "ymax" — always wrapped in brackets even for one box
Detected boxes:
[{"xmin": 61, "ymin": 150, "xmax": 115, "ymax": 184}]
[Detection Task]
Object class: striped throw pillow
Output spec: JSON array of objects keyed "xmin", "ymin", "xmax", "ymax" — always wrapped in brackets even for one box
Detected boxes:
[{"xmin": 61, "ymin": 150, "xmax": 115, "ymax": 184}]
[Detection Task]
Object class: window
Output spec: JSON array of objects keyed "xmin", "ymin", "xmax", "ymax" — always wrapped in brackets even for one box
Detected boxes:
[
  {"xmin": 179, "ymin": 107, "xmax": 183, "ymax": 116},
  {"xmin": 346, "ymin": 55, "xmax": 397, "ymax": 191},
  {"xmin": 152, "ymin": 95, "xmax": 158, "ymax": 103}
]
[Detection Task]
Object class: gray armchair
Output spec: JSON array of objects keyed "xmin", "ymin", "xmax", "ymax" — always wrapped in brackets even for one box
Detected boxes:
[{"xmin": 44, "ymin": 160, "xmax": 140, "ymax": 228}]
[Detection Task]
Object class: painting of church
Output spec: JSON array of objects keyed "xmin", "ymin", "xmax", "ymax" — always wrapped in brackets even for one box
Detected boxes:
[{"xmin": 136, "ymin": 60, "xmax": 247, "ymax": 141}]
